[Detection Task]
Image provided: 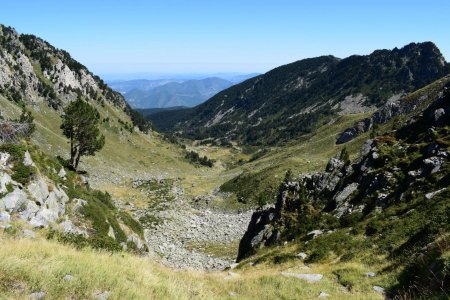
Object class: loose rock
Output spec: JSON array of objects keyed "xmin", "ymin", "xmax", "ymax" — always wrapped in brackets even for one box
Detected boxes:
[
  {"xmin": 29, "ymin": 291, "xmax": 46, "ymax": 299},
  {"xmin": 373, "ymin": 286, "xmax": 385, "ymax": 294}
]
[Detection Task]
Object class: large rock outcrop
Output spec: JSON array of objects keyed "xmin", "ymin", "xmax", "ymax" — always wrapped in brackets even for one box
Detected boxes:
[
  {"xmin": 238, "ymin": 82, "xmax": 450, "ymax": 261},
  {"xmin": 336, "ymin": 76, "xmax": 450, "ymax": 144}
]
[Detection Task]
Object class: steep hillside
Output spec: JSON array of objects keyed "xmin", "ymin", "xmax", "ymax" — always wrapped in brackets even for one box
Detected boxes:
[
  {"xmin": 0, "ymin": 142, "xmax": 147, "ymax": 253},
  {"xmin": 149, "ymin": 42, "xmax": 449, "ymax": 145},
  {"xmin": 238, "ymin": 81, "xmax": 450, "ymax": 298},
  {"xmin": 215, "ymin": 76, "xmax": 450, "ymax": 209},
  {"xmin": 0, "ymin": 24, "xmax": 148, "ymax": 132},
  {"xmin": 123, "ymin": 77, "xmax": 233, "ymax": 108},
  {"xmin": 0, "ymin": 24, "xmax": 258, "ymax": 272}
]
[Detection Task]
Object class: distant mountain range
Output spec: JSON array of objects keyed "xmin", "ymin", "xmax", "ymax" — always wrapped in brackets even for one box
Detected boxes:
[
  {"xmin": 147, "ymin": 42, "xmax": 450, "ymax": 145},
  {"xmin": 137, "ymin": 106, "xmax": 188, "ymax": 117},
  {"xmin": 106, "ymin": 79, "xmax": 181, "ymax": 94},
  {"xmin": 108, "ymin": 74, "xmax": 259, "ymax": 108}
]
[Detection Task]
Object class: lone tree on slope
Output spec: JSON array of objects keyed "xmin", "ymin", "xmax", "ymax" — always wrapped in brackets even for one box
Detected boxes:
[{"xmin": 61, "ymin": 98, "xmax": 105, "ymax": 170}]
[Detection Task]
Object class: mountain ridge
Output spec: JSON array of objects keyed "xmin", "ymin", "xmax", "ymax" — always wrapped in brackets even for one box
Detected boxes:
[
  {"xmin": 148, "ymin": 42, "xmax": 450, "ymax": 145},
  {"xmin": 123, "ymin": 77, "xmax": 233, "ymax": 108},
  {"xmin": 0, "ymin": 24, "xmax": 149, "ymax": 132}
]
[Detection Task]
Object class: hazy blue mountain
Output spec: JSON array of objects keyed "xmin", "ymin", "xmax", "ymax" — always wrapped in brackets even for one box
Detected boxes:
[
  {"xmin": 121, "ymin": 77, "xmax": 234, "ymax": 108},
  {"xmin": 107, "ymin": 79, "xmax": 180, "ymax": 94}
]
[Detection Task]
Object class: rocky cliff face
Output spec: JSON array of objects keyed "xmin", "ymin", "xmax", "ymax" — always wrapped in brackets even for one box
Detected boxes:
[
  {"xmin": 337, "ymin": 76, "xmax": 450, "ymax": 144},
  {"xmin": 0, "ymin": 25, "xmax": 125, "ymax": 109},
  {"xmin": 0, "ymin": 144, "xmax": 147, "ymax": 253},
  {"xmin": 238, "ymin": 81, "xmax": 450, "ymax": 261}
]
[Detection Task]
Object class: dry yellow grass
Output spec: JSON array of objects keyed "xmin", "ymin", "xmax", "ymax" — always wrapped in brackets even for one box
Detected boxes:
[{"xmin": 0, "ymin": 233, "xmax": 385, "ymax": 300}]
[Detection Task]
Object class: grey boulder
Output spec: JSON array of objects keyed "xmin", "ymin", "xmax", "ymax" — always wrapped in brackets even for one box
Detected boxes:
[{"xmin": 0, "ymin": 188, "xmax": 28, "ymax": 212}]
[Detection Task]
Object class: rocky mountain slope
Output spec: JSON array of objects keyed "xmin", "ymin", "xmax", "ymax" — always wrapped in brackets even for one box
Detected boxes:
[
  {"xmin": 117, "ymin": 77, "xmax": 233, "ymax": 108},
  {"xmin": 0, "ymin": 143, "xmax": 147, "ymax": 253},
  {"xmin": 238, "ymin": 81, "xmax": 450, "ymax": 298},
  {"xmin": 148, "ymin": 42, "xmax": 449, "ymax": 145},
  {"xmin": 0, "ymin": 23, "xmax": 255, "ymax": 272},
  {"xmin": 0, "ymin": 24, "xmax": 148, "ymax": 132}
]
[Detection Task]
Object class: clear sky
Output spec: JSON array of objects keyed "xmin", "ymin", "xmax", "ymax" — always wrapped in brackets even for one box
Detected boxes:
[{"xmin": 1, "ymin": 0, "xmax": 449, "ymax": 76}]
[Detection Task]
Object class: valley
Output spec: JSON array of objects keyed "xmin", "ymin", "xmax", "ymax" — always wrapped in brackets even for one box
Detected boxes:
[{"xmin": 0, "ymin": 20, "xmax": 449, "ymax": 300}]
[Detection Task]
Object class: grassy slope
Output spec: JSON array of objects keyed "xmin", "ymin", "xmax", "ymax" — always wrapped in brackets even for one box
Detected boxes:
[
  {"xmin": 217, "ymin": 75, "xmax": 450, "ymax": 209},
  {"xmin": 216, "ymin": 113, "xmax": 374, "ymax": 209},
  {"xmin": 1, "ymin": 75, "xmax": 448, "ymax": 298},
  {"xmin": 0, "ymin": 233, "xmax": 383, "ymax": 300},
  {"xmin": 0, "ymin": 94, "xmax": 230, "ymax": 208}
]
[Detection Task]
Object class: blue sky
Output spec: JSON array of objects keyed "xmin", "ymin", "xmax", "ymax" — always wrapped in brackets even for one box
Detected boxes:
[{"xmin": 1, "ymin": 0, "xmax": 449, "ymax": 76}]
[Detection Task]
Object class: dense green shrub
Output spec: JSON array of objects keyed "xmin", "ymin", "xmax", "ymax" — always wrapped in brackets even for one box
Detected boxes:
[
  {"xmin": 185, "ymin": 150, "xmax": 214, "ymax": 167},
  {"xmin": 11, "ymin": 161, "xmax": 35, "ymax": 185}
]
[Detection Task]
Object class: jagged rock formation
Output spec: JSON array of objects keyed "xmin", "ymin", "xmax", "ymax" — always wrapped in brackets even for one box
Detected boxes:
[
  {"xmin": 238, "ymin": 81, "xmax": 450, "ymax": 261},
  {"xmin": 0, "ymin": 24, "xmax": 149, "ymax": 132},
  {"xmin": 0, "ymin": 145, "xmax": 147, "ymax": 253},
  {"xmin": 0, "ymin": 149, "xmax": 72, "ymax": 229},
  {"xmin": 0, "ymin": 25, "xmax": 124, "ymax": 108},
  {"xmin": 337, "ymin": 76, "xmax": 450, "ymax": 144},
  {"xmin": 149, "ymin": 42, "xmax": 450, "ymax": 145}
]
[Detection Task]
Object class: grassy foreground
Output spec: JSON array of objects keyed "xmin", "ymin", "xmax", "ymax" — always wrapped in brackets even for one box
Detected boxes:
[{"xmin": 0, "ymin": 234, "xmax": 383, "ymax": 300}]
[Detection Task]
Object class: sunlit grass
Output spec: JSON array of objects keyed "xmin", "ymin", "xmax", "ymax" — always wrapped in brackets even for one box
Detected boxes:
[{"xmin": 0, "ymin": 234, "xmax": 384, "ymax": 299}]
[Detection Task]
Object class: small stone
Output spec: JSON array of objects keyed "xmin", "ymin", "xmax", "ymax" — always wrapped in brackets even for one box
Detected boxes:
[
  {"xmin": 58, "ymin": 168, "xmax": 67, "ymax": 179},
  {"xmin": 23, "ymin": 151, "xmax": 35, "ymax": 167},
  {"xmin": 423, "ymin": 156, "xmax": 443, "ymax": 174},
  {"xmin": 22, "ymin": 229, "xmax": 36, "ymax": 238},
  {"xmin": 434, "ymin": 108, "xmax": 445, "ymax": 123},
  {"xmin": 229, "ymin": 263, "xmax": 239, "ymax": 269},
  {"xmin": 372, "ymin": 152, "xmax": 379, "ymax": 160},
  {"xmin": 228, "ymin": 291, "xmax": 237, "ymax": 297},
  {"xmin": 373, "ymin": 286, "xmax": 385, "ymax": 294},
  {"xmin": 318, "ymin": 291, "xmax": 330, "ymax": 298},
  {"xmin": 0, "ymin": 211, "xmax": 11, "ymax": 222},
  {"xmin": 0, "ymin": 172, "xmax": 12, "ymax": 193},
  {"xmin": 63, "ymin": 274, "xmax": 74, "ymax": 281},
  {"xmin": 29, "ymin": 291, "xmax": 46, "ymax": 299},
  {"xmin": 425, "ymin": 189, "xmax": 445, "ymax": 200},
  {"xmin": 93, "ymin": 291, "xmax": 110, "ymax": 300},
  {"xmin": 0, "ymin": 152, "xmax": 11, "ymax": 169},
  {"xmin": 80, "ymin": 175, "xmax": 89, "ymax": 185},
  {"xmin": 366, "ymin": 272, "xmax": 376, "ymax": 277},
  {"xmin": 296, "ymin": 252, "xmax": 307, "ymax": 260},
  {"xmin": 29, "ymin": 209, "xmax": 58, "ymax": 228},
  {"xmin": 307, "ymin": 230, "xmax": 323, "ymax": 239},
  {"xmin": 1, "ymin": 188, "xmax": 28, "ymax": 212}
]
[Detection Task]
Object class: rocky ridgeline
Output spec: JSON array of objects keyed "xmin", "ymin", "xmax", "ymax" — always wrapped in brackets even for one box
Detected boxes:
[
  {"xmin": 238, "ymin": 84, "xmax": 450, "ymax": 260},
  {"xmin": 0, "ymin": 24, "xmax": 125, "ymax": 108},
  {"xmin": 336, "ymin": 76, "xmax": 450, "ymax": 144}
]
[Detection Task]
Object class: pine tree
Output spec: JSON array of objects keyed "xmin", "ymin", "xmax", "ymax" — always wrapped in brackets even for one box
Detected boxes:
[{"xmin": 61, "ymin": 98, "xmax": 105, "ymax": 170}]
